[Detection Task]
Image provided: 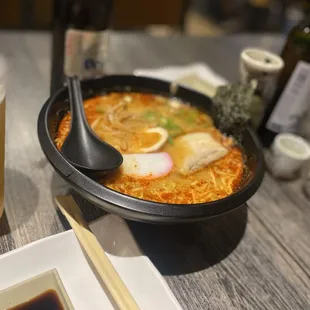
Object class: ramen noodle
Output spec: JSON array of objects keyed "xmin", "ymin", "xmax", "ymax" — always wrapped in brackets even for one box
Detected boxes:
[{"xmin": 56, "ymin": 92, "xmax": 245, "ymax": 204}]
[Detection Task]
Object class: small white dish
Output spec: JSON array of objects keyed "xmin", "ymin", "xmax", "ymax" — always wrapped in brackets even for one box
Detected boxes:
[
  {"xmin": 0, "ymin": 269, "xmax": 74, "ymax": 309},
  {"xmin": 0, "ymin": 215, "xmax": 182, "ymax": 310},
  {"xmin": 266, "ymin": 133, "xmax": 310, "ymax": 179}
]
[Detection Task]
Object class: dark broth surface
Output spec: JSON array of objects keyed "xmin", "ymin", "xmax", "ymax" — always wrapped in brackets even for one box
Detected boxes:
[{"xmin": 8, "ymin": 290, "xmax": 64, "ymax": 310}]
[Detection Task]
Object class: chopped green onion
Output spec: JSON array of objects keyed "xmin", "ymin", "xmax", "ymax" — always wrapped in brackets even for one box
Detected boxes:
[
  {"xmin": 168, "ymin": 136, "xmax": 174, "ymax": 145},
  {"xmin": 142, "ymin": 110, "xmax": 158, "ymax": 121}
]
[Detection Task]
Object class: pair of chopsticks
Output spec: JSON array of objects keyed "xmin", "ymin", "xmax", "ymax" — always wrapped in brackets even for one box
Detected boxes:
[{"xmin": 55, "ymin": 195, "xmax": 140, "ymax": 310}]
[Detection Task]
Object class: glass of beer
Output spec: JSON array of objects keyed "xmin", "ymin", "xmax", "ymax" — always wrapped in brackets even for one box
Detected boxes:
[{"xmin": 0, "ymin": 55, "xmax": 6, "ymax": 218}]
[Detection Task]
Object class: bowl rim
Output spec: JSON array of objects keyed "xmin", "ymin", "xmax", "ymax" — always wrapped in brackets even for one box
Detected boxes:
[{"xmin": 38, "ymin": 75, "xmax": 265, "ymax": 220}]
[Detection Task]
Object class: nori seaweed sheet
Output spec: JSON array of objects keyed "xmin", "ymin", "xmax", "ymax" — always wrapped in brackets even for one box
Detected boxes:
[{"xmin": 212, "ymin": 82, "xmax": 255, "ymax": 141}]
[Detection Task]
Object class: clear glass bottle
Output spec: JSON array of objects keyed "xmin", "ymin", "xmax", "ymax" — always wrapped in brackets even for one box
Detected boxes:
[{"xmin": 50, "ymin": 0, "xmax": 113, "ymax": 94}]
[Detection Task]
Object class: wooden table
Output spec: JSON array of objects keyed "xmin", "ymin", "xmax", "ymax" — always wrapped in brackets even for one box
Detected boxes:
[{"xmin": 0, "ymin": 31, "xmax": 310, "ymax": 310}]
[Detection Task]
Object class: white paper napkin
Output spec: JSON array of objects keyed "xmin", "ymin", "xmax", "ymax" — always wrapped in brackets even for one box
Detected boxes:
[{"xmin": 134, "ymin": 63, "xmax": 227, "ymax": 97}]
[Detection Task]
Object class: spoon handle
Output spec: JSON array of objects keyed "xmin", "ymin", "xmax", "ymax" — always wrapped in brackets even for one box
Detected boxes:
[{"xmin": 67, "ymin": 76, "xmax": 89, "ymax": 131}]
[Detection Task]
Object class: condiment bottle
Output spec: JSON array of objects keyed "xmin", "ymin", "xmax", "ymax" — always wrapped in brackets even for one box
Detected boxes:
[
  {"xmin": 51, "ymin": 0, "xmax": 113, "ymax": 94},
  {"xmin": 239, "ymin": 47, "xmax": 284, "ymax": 129}
]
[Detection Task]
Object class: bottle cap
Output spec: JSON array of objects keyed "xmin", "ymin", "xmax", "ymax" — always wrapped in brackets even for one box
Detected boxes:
[{"xmin": 266, "ymin": 133, "xmax": 310, "ymax": 179}]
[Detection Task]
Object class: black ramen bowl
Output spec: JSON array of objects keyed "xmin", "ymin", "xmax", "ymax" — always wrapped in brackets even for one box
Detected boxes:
[{"xmin": 38, "ymin": 75, "xmax": 265, "ymax": 223}]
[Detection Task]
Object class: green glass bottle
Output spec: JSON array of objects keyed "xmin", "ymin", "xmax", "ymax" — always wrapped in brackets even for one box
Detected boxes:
[{"xmin": 258, "ymin": 14, "xmax": 310, "ymax": 146}]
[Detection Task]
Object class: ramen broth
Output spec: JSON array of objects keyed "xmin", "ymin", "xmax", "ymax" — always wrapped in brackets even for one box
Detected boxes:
[{"xmin": 56, "ymin": 93, "xmax": 244, "ymax": 204}]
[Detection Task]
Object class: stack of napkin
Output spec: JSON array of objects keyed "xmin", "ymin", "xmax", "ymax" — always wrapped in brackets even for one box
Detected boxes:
[{"xmin": 134, "ymin": 63, "xmax": 227, "ymax": 98}]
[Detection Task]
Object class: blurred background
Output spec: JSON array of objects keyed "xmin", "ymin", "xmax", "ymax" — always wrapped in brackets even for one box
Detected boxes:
[{"xmin": 0, "ymin": 0, "xmax": 309, "ymax": 36}]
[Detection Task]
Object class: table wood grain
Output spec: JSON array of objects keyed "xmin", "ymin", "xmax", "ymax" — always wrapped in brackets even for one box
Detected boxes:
[{"xmin": 1, "ymin": 31, "xmax": 310, "ymax": 309}]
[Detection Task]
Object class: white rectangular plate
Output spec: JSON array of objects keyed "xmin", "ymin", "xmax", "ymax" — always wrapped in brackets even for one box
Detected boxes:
[{"xmin": 0, "ymin": 214, "xmax": 182, "ymax": 310}]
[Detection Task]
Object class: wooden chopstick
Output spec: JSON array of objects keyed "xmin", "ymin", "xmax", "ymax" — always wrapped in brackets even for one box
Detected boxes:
[{"xmin": 55, "ymin": 195, "xmax": 140, "ymax": 310}]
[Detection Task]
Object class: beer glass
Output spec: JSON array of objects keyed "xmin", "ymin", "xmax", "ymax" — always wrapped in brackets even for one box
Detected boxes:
[{"xmin": 0, "ymin": 55, "xmax": 6, "ymax": 218}]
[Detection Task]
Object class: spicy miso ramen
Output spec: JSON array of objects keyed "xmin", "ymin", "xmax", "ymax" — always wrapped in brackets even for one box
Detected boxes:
[{"xmin": 56, "ymin": 92, "xmax": 245, "ymax": 204}]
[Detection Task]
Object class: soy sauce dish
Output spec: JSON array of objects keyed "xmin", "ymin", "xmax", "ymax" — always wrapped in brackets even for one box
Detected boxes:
[
  {"xmin": 38, "ymin": 75, "xmax": 264, "ymax": 223},
  {"xmin": 0, "ymin": 269, "xmax": 73, "ymax": 310}
]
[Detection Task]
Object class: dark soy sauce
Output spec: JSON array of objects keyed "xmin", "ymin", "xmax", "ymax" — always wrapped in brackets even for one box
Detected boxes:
[{"xmin": 8, "ymin": 289, "xmax": 64, "ymax": 310}]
